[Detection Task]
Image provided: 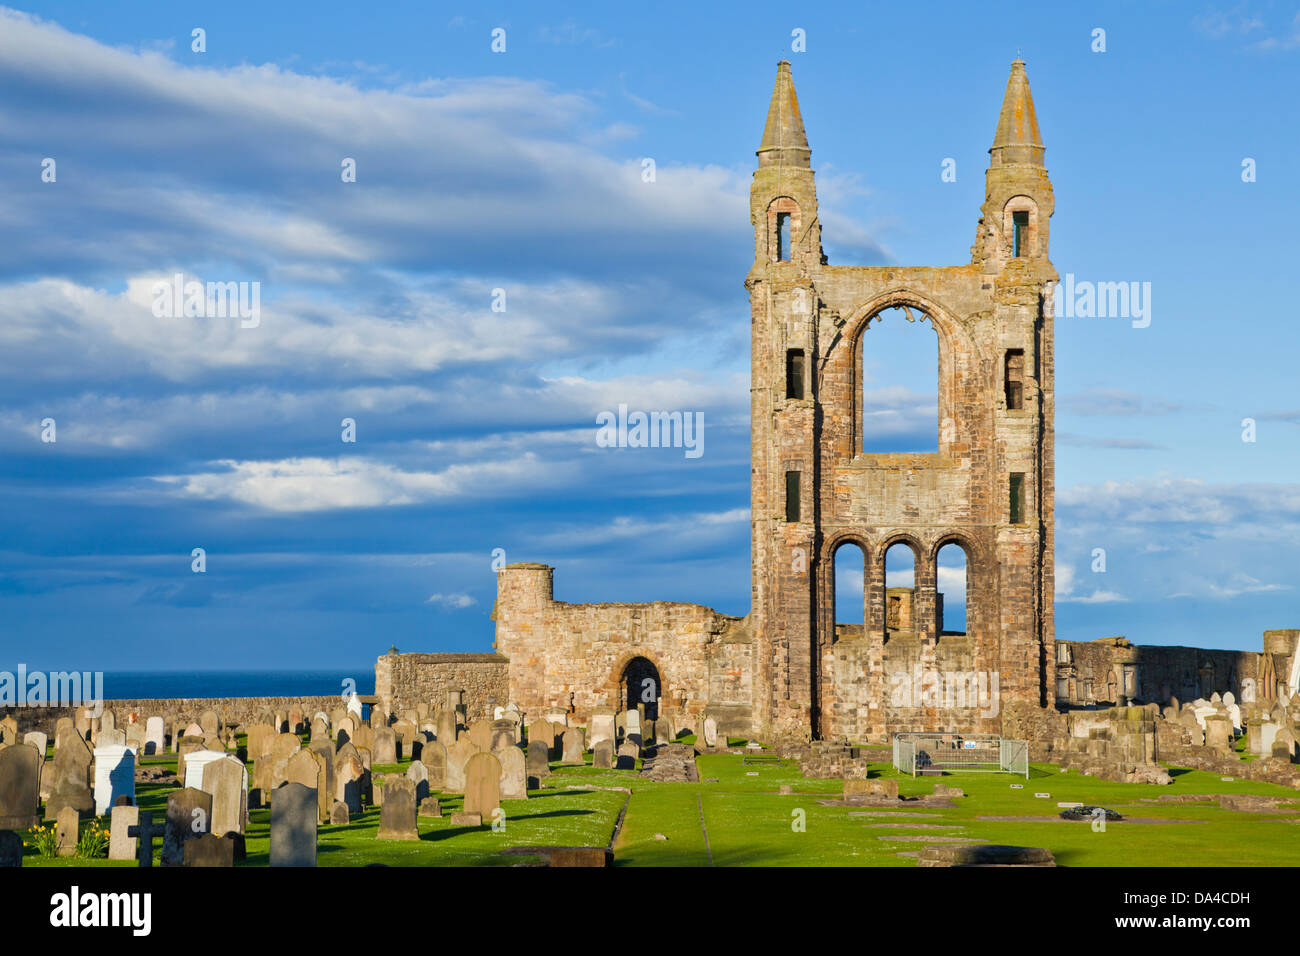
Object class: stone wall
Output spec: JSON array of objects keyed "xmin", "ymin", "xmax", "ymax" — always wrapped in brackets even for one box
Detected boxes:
[
  {"xmin": 373, "ymin": 652, "xmax": 509, "ymax": 721},
  {"xmin": 492, "ymin": 563, "xmax": 753, "ymax": 729},
  {"xmin": 1054, "ymin": 633, "xmax": 1298, "ymax": 708}
]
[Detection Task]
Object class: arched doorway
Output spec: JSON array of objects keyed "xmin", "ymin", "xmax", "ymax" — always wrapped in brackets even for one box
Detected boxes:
[{"xmin": 621, "ymin": 657, "xmax": 661, "ymax": 721}]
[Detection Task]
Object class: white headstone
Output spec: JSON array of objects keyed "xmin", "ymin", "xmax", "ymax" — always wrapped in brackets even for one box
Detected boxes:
[
  {"xmin": 144, "ymin": 717, "xmax": 165, "ymax": 755},
  {"xmin": 183, "ymin": 749, "xmax": 230, "ymax": 790},
  {"xmin": 92, "ymin": 744, "xmax": 136, "ymax": 814}
]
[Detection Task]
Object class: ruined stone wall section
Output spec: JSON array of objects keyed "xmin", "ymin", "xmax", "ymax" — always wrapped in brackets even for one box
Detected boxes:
[
  {"xmin": 494, "ymin": 564, "xmax": 753, "ymax": 727},
  {"xmin": 375, "ymin": 653, "xmax": 509, "ymax": 721}
]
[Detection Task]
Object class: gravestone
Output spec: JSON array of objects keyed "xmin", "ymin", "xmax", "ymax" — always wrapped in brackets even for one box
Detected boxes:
[
  {"xmin": 418, "ymin": 797, "xmax": 442, "ymax": 817},
  {"xmin": 561, "ymin": 728, "xmax": 585, "ymax": 765},
  {"xmin": 420, "ymin": 740, "xmax": 448, "ymax": 790},
  {"xmin": 526, "ymin": 740, "xmax": 550, "ymax": 779},
  {"xmin": 625, "ymin": 710, "xmax": 642, "ymax": 748},
  {"xmin": 183, "ymin": 749, "xmax": 228, "ymax": 791},
  {"xmin": 406, "ymin": 760, "xmax": 430, "ymax": 804},
  {"xmin": 92, "ymin": 744, "xmax": 135, "ymax": 814},
  {"xmin": 55, "ymin": 805, "xmax": 79, "ymax": 856},
  {"xmin": 334, "ymin": 716, "xmax": 354, "ymax": 746},
  {"xmin": 183, "ymin": 832, "xmax": 235, "ymax": 867},
  {"xmin": 176, "ymin": 736, "xmax": 206, "ymax": 785},
  {"xmin": 335, "ymin": 744, "xmax": 365, "ymax": 814},
  {"xmin": 109, "ymin": 805, "xmax": 139, "ymax": 860},
  {"xmin": 593, "ymin": 739, "xmax": 614, "ymax": 769},
  {"xmin": 0, "ymin": 831, "xmax": 21, "ymax": 867},
  {"xmin": 529, "ymin": 720, "xmax": 555, "ymax": 758},
  {"xmin": 616, "ymin": 742, "xmax": 638, "ymax": 770},
  {"xmin": 589, "ymin": 712, "xmax": 616, "ymax": 751},
  {"xmin": 199, "ymin": 710, "xmax": 220, "ymax": 738},
  {"xmin": 464, "ymin": 751, "xmax": 502, "ymax": 819},
  {"xmin": 373, "ymin": 727, "xmax": 398, "ymax": 766},
  {"xmin": 436, "ymin": 709, "xmax": 457, "ymax": 745},
  {"xmin": 201, "ymin": 755, "xmax": 248, "ymax": 836},
  {"xmin": 245, "ymin": 722, "xmax": 275, "ymax": 765},
  {"xmin": 330, "ymin": 801, "xmax": 350, "ymax": 825},
  {"xmin": 351, "ymin": 723, "xmax": 373, "ymax": 754},
  {"xmin": 22, "ymin": 731, "xmax": 48, "ymax": 758},
  {"xmin": 392, "ymin": 720, "xmax": 418, "ymax": 760},
  {"xmin": 308, "ymin": 742, "xmax": 334, "ymax": 823},
  {"xmin": 702, "ymin": 717, "xmax": 718, "ymax": 748},
  {"xmin": 126, "ymin": 811, "xmax": 162, "ymax": 867},
  {"xmin": 269, "ymin": 733, "xmax": 302, "ymax": 792},
  {"xmin": 162, "ymin": 788, "xmax": 212, "ymax": 867},
  {"xmin": 311, "ymin": 717, "xmax": 329, "ymax": 742},
  {"xmin": 468, "ymin": 720, "xmax": 493, "ymax": 753},
  {"xmin": 45, "ymin": 733, "xmax": 93, "ymax": 820},
  {"xmin": 377, "ymin": 777, "xmax": 419, "ymax": 840},
  {"xmin": 446, "ymin": 738, "xmax": 478, "ymax": 793},
  {"xmin": 144, "ymin": 717, "xmax": 165, "ymax": 755},
  {"xmin": 270, "ymin": 782, "xmax": 317, "ymax": 866},
  {"xmin": 0, "ymin": 742, "xmax": 41, "ymax": 831},
  {"xmin": 98, "ymin": 729, "xmax": 127, "ymax": 748},
  {"xmin": 498, "ymin": 745, "xmax": 527, "ymax": 800},
  {"xmin": 491, "ymin": 721, "xmax": 515, "ymax": 752}
]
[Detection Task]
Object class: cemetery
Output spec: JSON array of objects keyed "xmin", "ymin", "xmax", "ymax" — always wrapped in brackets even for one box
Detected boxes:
[{"xmin": 1, "ymin": 687, "xmax": 1298, "ymax": 868}]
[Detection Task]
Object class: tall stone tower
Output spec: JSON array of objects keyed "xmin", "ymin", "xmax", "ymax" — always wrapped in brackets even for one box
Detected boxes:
[{"xmin": 747, "ymin": 60, "xmax": 1057, "ymax": 743}]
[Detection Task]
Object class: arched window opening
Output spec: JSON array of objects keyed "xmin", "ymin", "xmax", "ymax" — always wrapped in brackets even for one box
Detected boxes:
[
  {"xmin": 833, "ymin": 542, "xmax": 866, "ymax": 641},
  {"xmin": 860, "ymin": 306, "xmax": 938, "ymax": 453},
  {"xmin": 621, "ymin": 657, "xmax": 660, "ymax": 721},
  {"xmin": 936, "ymin": 542, "xmax": 968, "ymax": 635},
  {"xmin": 883, "ymin": 542, "xmax": 917, "ymax": 640}
]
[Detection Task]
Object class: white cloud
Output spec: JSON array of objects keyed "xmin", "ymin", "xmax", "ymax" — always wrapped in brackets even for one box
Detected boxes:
[{"xmin": 426, "ymin": 592, "xmax": 477, "ymax": 608}]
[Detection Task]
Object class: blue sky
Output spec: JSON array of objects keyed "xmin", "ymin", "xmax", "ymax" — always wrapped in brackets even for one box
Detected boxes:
[{"xmin": 2, "ymin": 1, "xmax": 1298, "ymax": 672}]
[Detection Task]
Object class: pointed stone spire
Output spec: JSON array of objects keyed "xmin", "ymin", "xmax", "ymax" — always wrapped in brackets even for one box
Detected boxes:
[
  {"xmin": 757, "ymin": 61, "xmax": 810, "ymax": 168},
  {"xmin": 989, "ymin": 59, "xmax": 1044, "ymax": 167}
]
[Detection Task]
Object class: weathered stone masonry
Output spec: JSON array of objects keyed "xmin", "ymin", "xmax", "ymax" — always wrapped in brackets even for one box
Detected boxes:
[{"xmin": 376, "ymin": 61, "xmax": 1299, "ymax": 747}]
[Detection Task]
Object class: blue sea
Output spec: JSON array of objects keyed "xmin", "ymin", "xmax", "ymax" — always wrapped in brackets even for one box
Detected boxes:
[{"xmin": 98, "ymin": 670, "xmax": 375, "ymax": 701}]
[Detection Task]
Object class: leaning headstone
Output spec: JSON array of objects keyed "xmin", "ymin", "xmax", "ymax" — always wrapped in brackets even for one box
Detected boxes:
[
  {"xmin": 334, "ymin": 744, "xmax": 365, "ymax": 814},
  {"xmin": 593, "ymin": 740, "xmax": 614, "ymax": 769},
  {"xmin": 109, "ymin": 805, "xmax": 139, "ymax": 860},
  {"xmin": 270, "ymin": 782, "xmax": 317, "ymax": 866},
  {"xmin": 464, "ymin": 751, "xmax": 502, "ymax": 819},
  {"xmin": 377, "ymin": 777, "xmax": 419, "ymax": 840},
  {"xmin": 162, "ymin": 788, "xmax": 212, "ymax": 867},
  {"xmin": 92, "ymin": 744, "xmax": 135, "ymax": 814},
  {"xmin": 498, "ymin": 745, "xmax": 528, "ymax": 800}
]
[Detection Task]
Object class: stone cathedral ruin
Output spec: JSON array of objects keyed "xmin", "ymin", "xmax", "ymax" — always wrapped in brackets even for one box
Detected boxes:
[{"xmin": 382, "ymin": 61, "xmax": 1299, "ymax": 752}]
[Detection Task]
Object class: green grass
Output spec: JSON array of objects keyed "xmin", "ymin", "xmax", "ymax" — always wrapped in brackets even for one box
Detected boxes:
[{"xmin": 23, "ymin": 740, "xmax": 1300, "ymax": 867}]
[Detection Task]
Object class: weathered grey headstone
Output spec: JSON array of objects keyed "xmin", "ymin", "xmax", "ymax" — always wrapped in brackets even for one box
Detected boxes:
[
  {"xmin": 44, "ymin": 733, "xmax": 93, "ymax": 820},
  {"xmin": 334, "ymin": 743, "xmax": 365, "ymax": 814},
  {"xmin": 446, "ymin": 738, "xmax": 478, "ymax": 793},
  {"xmin": 616, "ymin": 742, "xmax": 638, "ymax": 770},
  {"xmin": 0, "ymin": 742, "xmax": 41, "ymax": 831},
  {"xmin": 468, "ymin": 720, "xmax": 493, "ymax": 753},
  {"xmin": 162, "ymin": 788, "xmax": 212, "ymax": 867},
  {"xmin": 589, "ymin": 711, "xmax": 616, "ymax": 751},
  {"xmin": 183, "ymin": 832, "xmax": 235, "ymax": 867},
  {"xmin": 464, "ymin": 751, "xmax": 502, "ymax": 819},
  {"xmin": 270, "ymin": 782, "xmax": 317, "ymax": 866},
  {"xmin": 330, "ymin": 801, "xmax": 350, "ymax": 825},
  {"xmin": 377, "ymin": 777, "xmax": 418, "ymax": 840},
  {"xmin": 593, "ymin": 739, "xmax": 614, "ymax": 769},
  {"xmin": 22, "ymin": 731, "xmax": 48, "ymax": 758},
  {"xmin": 527, "ymin": 739, "xmax": 550, "ymax": 779}
]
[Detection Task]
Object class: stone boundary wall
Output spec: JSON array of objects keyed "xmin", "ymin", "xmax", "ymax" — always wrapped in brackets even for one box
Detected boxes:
[
  {"xmin": 374, "ymin": 652, "xmax": 509, "ymax": 721},
  {"xmin": 1, "ymin": 696, "xmax": 342, "ymax": 738}
]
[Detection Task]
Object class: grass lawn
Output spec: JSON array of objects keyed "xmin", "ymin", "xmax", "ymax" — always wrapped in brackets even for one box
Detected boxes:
[{"xmin": 21, "ymin": 739, "xmax": 1300, "ymax": 867}]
